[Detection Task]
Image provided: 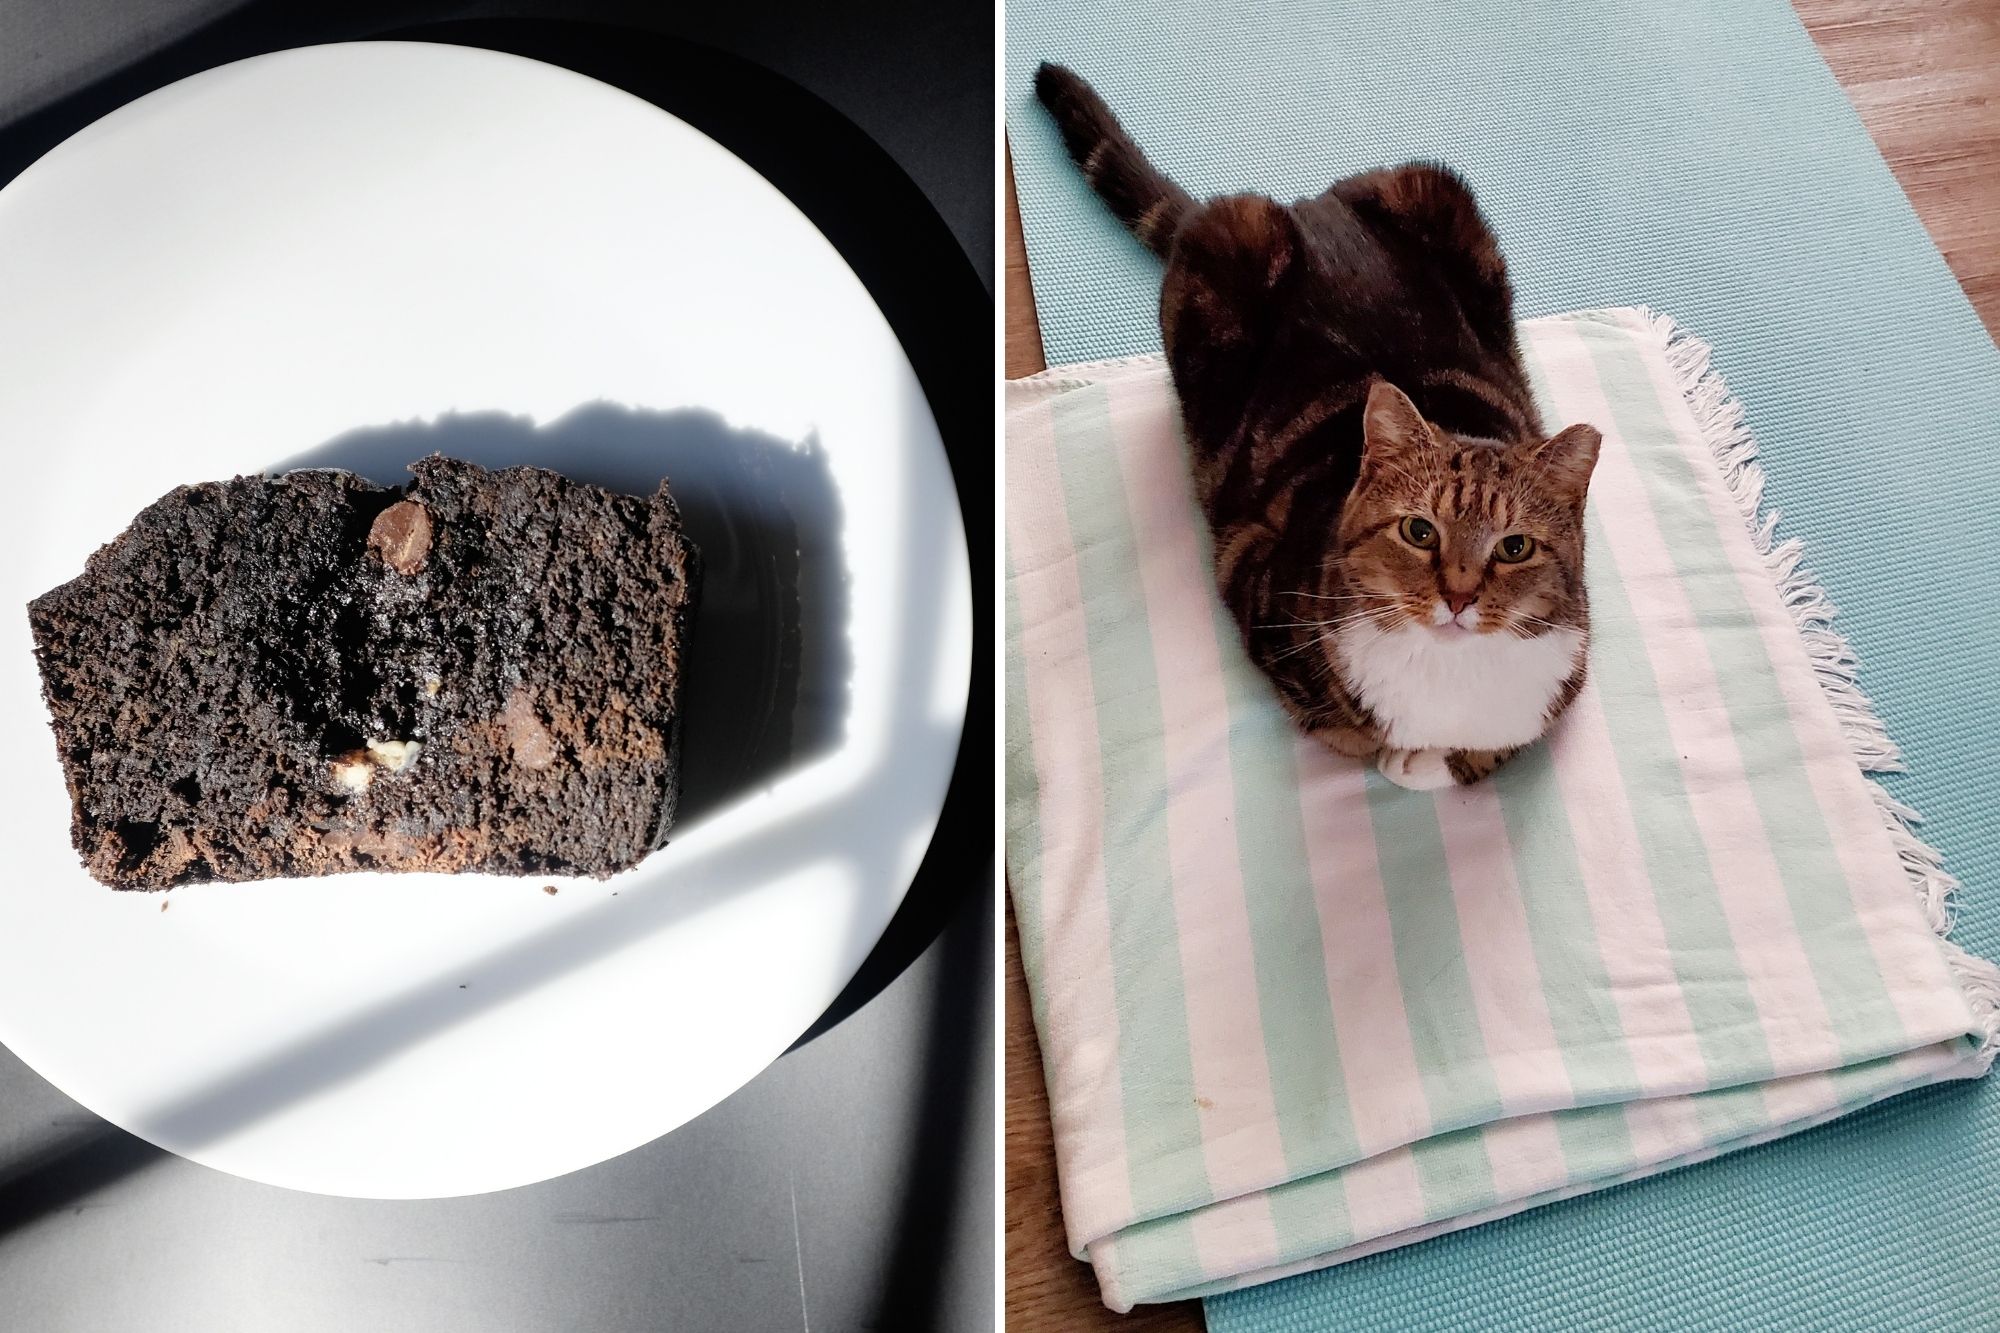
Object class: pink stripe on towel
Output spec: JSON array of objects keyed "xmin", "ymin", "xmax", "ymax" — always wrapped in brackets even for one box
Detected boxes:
[
  {"xmin": 1435, "ymin": 782, "xmax": 1572, "ymax": 1114},
  {"xmin": 1294, "ymin": 737, "xmax": 1433, "ymax": 1158},
  {"xmin": 1006, "ymin": 394, "xmax": 1134, "ymax": 1244},
  {"xmin": 1545, "ymin": 685, "xmax": 1710, "ymax": 1095},
  {"xmin": 1106, "ymin": 375, "xmax": 1289, "ymax": 1203}
]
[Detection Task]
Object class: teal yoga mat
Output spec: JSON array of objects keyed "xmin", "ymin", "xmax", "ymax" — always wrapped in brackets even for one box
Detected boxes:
[{"xmin": 1006, "ymin": 1, "xmax": 2000, "ymax": 1328}]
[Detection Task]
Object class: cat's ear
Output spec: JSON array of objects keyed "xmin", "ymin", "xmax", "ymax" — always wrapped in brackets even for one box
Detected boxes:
[
  {"xmin": 1519, "ymin": 423, "xmax": 1601, "ymax": 502},
  {"xmin": 1166, "ymin": 195, "xmax": 1299, "ymax": 317},
  {"xmin": 1361, "ymin": 380, "xmax": 1433, "ymax": 461},
  {"xmin": 1200, "ymin": 194, "xmax": 1299, "ymax": 289}
]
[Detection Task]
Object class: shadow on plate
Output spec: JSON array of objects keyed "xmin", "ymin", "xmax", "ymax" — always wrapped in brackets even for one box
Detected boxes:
[{"xmin": 274, "ymin": 403, "xmax": 851, "ymax": 831}]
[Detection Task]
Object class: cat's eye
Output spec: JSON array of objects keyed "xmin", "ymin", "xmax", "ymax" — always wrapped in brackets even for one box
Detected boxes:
[
  {"xmin": 1398, "ymin": 516, "xmax": 1439, "ymax": 550},
  {"xmin": 1495, "ymin": 534, "xmax": 1536, "ymax": 563}
]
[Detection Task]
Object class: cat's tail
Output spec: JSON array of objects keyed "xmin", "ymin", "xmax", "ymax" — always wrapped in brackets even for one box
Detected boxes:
[{"xmin": 1034, "ymin": 62, "xmax": 1194, "ymax": 258}]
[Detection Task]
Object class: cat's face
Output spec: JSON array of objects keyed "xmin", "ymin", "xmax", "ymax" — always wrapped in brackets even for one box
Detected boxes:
[{"xmin": 1333, "ymin": 381, "xmax": 1600, "ymax": 637}]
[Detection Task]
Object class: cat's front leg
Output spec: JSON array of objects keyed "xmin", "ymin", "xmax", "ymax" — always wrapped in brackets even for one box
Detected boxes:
[
  {"xmin": 1377, "ymin": 746, "xmax": 1521, "ymax": 790},
  {"xmin": 1446, "ymin": 747, "xmax": 1522, "ymax": 785},
  {"xmin": 1377, "ymin": 748, "xmax": 1454, "ymax": 791}
]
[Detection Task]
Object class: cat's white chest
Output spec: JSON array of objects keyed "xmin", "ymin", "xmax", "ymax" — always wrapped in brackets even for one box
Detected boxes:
[{"xmin": 1335, "ymin": 622, "xmax": 1584, "ymax": 752}]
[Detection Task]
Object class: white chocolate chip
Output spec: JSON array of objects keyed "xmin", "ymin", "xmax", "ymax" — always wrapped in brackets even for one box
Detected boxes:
[
  {"xmin": 365, "ymin": 738, "xmax": 423, "ymax": 773},
  {"xmin": 332, "ymin": 758, "xmax": 374, "ymax": 792},
  {"xmin": 423, "ymin": 676, "xmax": 442, "ymax": 697}
]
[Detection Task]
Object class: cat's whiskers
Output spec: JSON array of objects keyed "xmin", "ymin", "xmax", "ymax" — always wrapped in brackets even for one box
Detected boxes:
[
  {"xmin": 1262, "ymin": 606, "xmax": 1399, "ymax": 663},
  {"xmin": 1501, "ymin": 611, "xmax": 1572, "ymax": 640},
  {"xmin": 1305, "ymin": 608, "xmax": 1414, "ymax": 681},
  {"xmin": 1278, "ymin": 590, "xmax": 1375, "ymax": 603},
  {"xmin": 1256, "ymin": 607, "xmax": 1392, "ymax": 630},
  {"xmin": 1267, "ymin": 636, "xmax": 1337, "ymax": 665}
]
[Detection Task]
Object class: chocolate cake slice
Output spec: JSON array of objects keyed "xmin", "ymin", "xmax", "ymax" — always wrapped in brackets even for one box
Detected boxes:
[{"xmin": 27, "ymin": 456, "xmax": 699, "ymax": 888}]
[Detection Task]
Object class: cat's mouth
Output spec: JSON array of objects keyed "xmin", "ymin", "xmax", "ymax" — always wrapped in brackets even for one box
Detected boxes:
[{"xmin": 1422, "ymin": 601, "xmax": 1486, "ymax": 635}]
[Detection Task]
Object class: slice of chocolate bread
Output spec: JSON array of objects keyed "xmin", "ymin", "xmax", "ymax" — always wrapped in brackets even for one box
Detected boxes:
[{"xmin": 28, "ymin": 456, "xmax": 699, "ymax": 888}]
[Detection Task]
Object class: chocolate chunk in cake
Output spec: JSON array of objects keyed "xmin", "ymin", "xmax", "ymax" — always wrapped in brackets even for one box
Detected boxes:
[{"xmin": 27, "ymin": 456, "xmax": 700, "ymax": 888}]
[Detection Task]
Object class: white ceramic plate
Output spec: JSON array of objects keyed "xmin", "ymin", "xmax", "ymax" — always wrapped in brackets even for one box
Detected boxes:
[{"xmin": 0, "ymin": 42, "xmax": 970, "ymax": 1197}]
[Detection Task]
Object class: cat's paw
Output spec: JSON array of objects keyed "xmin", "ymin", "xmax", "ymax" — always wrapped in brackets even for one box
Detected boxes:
[{"xmin": 1378, "ymin": 748, "xmax": 1455, "ymax": 791}]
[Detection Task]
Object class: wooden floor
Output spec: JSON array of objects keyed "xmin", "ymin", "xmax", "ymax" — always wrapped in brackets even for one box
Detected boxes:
[{"xmin": 1003, "ymin": 2, "xmax": 2000, "ymax": 1328}]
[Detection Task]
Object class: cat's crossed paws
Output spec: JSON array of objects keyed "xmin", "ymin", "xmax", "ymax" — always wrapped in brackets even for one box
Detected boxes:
[{"xmin": 1377, "ymin": 748, "xmax": 1456, "ymax": 791}]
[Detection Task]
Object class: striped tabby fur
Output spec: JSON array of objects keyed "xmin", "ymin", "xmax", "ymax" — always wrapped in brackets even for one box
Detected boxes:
[{"xmin": 1035, "ymin": 63, "xmax": 1603, "ymax": 786}]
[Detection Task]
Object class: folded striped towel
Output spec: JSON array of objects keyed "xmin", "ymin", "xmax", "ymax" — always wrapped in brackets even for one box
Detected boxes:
[{"xmin": 1005, "ymin": 307, "xmax": 2000, "ymax": 1312}]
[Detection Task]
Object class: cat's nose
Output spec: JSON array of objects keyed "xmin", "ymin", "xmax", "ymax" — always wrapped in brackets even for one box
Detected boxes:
[{"xmin": 1442, "ymin": 591, "xmax": 1478, "ymax": 615}]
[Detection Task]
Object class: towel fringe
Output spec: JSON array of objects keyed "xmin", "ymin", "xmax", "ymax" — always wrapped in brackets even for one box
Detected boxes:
[
  {"xmin": 1635, "ymin": 307, "xmax": 2000, "ymax": 1064},
  {"xmin": 1011, "ymin": 350, "xmax": 1167, "ymax": 389}
]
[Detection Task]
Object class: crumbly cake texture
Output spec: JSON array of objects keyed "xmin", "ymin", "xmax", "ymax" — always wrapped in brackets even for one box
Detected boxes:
[{"xmin": 27, "ymin": 456, "xmax": 700, "ymax": 888}]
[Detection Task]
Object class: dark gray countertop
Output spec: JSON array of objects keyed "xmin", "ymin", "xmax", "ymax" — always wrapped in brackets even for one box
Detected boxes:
[{"xmin": 0, "ymin": 4, "xmax": 994, "ymax": 1329}]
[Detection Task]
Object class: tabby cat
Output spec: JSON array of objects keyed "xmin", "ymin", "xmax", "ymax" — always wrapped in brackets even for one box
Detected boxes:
[{"xmin": 1036, "ymin": 64, "xmax": 1602, "ymax": 789}]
